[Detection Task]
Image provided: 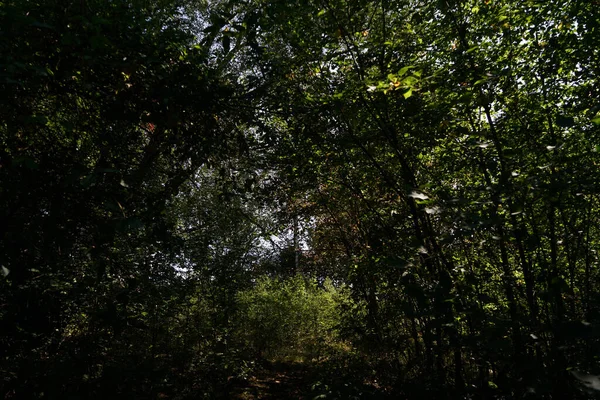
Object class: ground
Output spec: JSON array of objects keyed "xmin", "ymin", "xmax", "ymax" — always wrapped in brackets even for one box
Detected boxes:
[{"xmin": 230, "ymin": 360, "xmax": 393, "ymax": 399}]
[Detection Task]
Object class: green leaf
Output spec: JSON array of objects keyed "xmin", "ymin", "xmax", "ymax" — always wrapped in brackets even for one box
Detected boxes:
[
  {"xmin": 591, "ymin": 116, "xmax": 600, "ymax": 125},
  {"xmin": 398, "ymin": 66, "xmax": 414, "ymax": 76},
  {"xmin": 1, "ymin": 266, "xmax": 9, "ymax": 277},
  {"xmin": 403, "ymin": 88, "xmax": 413, "ymax": 99},
  {"xmin": 403, "ymin": 76, "xmax": 418, "ymax": 85}
]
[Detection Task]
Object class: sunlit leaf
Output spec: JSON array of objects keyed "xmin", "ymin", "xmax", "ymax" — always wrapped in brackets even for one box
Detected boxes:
[
  {"xmin": 409, "ymin": 191, "xmax": 429, "ymax": 200},
  {"xmin": 398, "ymin": 65, "xmax": 414, "ymax": 76}
]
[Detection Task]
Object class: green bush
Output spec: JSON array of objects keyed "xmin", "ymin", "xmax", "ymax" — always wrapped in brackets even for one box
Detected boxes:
[{"xmin": 234, "ymin": 275, "xmax": 351, "ymax": 361}]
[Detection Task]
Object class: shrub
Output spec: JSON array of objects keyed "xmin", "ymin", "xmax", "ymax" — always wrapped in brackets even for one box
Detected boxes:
[{"xmin": 234, "ymin": 275, "xmax": 351, "ymax": 361}]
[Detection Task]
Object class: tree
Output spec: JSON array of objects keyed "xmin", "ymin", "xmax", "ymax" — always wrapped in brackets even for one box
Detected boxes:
[
  {"xmin": 0, "ymin": 0, "xmax": 240, "ymax": 397},
  {"xmin": 219, "ymin": 0, "xmax": 600, "ymax": 396},
  {"xmin": 3, "ymin": 0, "xmax": 600, "ymax": 398}
]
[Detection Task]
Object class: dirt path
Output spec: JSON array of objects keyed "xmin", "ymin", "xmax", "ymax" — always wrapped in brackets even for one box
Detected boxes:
[
  {"xmin": 230, "ymin": 360, "xmax": 394, "ymax": 399},
  {"xmin": 231, "ymin": 361, "xmax": 312, "ymax": 399}
]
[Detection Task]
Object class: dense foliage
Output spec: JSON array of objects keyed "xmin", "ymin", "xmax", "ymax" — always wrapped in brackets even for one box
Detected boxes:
[
  {"xmin": 1, "ymin": 0, "xmax": 600, "ymax": 398},
  {"xmin": 235, "ymin": 275, "xmax": 351, "ymax": 361}
]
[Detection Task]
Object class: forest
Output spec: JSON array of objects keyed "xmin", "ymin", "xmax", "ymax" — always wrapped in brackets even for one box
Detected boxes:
[{"xmin": 1, "ymin": 0, "xmax": 599, "ymax": 398}]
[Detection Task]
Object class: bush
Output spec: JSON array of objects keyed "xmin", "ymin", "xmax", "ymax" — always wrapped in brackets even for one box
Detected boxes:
[{"xmin": 234, "ymin": 275, "xmax": 351, "ymax": 361}]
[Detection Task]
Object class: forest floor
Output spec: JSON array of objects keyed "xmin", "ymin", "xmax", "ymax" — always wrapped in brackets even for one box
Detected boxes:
[
  {"xmin": 230, "ymin": 360, "xmax": 393, "ymax": 399},
  {"xmin": 231, "ymin": 361, "xmax": 310, "ymax": 399}
]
